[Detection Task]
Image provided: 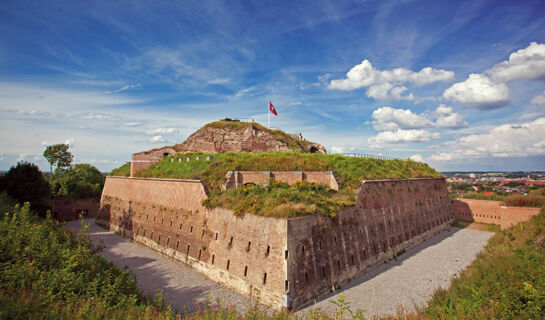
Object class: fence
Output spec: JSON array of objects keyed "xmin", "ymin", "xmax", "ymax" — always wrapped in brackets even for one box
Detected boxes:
[{"xmin": 339, "ymin": 153, "xmax": 398, "ymax": 160}]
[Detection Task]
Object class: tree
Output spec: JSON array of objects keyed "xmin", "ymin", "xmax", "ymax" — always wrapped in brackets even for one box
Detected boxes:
[
  {"xmin": 54, "ymin": 164, "xmax": 105, "ymax": 200},
  {"xmin": 43, "ymin": 143, "xmax": 74, "ymax": 181},
  {"xmin": 0, "ymin": 162, "xmax": 50, "ymax": 215}
]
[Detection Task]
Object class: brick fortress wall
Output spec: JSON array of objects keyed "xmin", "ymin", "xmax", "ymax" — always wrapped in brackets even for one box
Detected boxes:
[
  {"xmin": 99, "ymin": 176, "xmax": 453, "ymax": 309},
  {"xmin": 286, "ymin": 178, "xmax": 453, "ymax": 308},
  {"xmin": 54, "ymin": 198, "xmax": 99, "ymax": 221},
  {"xmin": 223, "ymin": 171, "xmax": 339, "ymax": 190},
  {"xmin": 452, "ymin": 199, "xmax": 541, "ymax": 229},
  {"xmin": 98, "ymin": 176, "xmax": 288, "ymax": 308}
]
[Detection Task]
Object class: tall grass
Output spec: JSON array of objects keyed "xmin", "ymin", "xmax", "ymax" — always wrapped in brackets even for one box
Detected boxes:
[{"xmin": 423, "ymin": 208, "xmax": 545, "ymax": 318}]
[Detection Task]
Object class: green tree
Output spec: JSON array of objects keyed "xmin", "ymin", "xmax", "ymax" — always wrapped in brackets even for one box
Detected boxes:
[
  {"xmin": 43, "ymin": 143, "xmax": 74, "ymax": 181},
  {"xmin": 54, "ymin": 164, "xmax": 105, "ymax": 200},
  {"xmin": 0, "ymin": 162, "xmax": 50, "ymax": 215}
]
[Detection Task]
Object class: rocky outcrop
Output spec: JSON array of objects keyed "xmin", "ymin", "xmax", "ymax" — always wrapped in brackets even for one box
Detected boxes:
[{"xmin": 172, "ymin": 119, "xmax": 326, "ymax": 154}]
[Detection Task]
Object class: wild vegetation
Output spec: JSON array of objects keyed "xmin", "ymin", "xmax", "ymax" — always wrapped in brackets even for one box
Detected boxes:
[
  {"xmin": 0, "ymin": 162, "xmax": 51, "ymax": 215},
  {"xmin": 109, "ymin": 162, "xmax": 131, "ymax": 177},
  {"xmin": 2, "ymin": 191, "xmax": 544, "ymax": 319},
  {"xmin": 423, "ymin": 208, "xmax": 545, "ymax": 318},
  {"xmin": 461, "ymin": 191, "xmax": 545, "ymax": 208},
  {"xmin": 122, "ymin": 152, "xmax": 440, "ymax": 217},
  {"xmin": 53, "ymin": 163, "xmax": 106, "ymax": 200}
]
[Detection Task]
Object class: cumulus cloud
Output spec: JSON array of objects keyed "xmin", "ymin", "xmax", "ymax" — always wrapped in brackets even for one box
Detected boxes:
[
  {"xmin": 368, "ymin": 129, "xmax": 440, "ymax": 148},
  {"xmin": 487, "ymin": 42, "xmax": 545, "ymax": 83},
  {"xmin": 442, "ymin": 74, "xmax": 509, "ymax": 109},
  {"xmin": 371, "ymin": 105, "xmax": 467, "ymax": 131},
  {"xmin": 531, "ymin": 89, "xmax": 545, "ymax": 105},
  {"xmin": 433, "ymin": 104, "xmax": 469, "ymax": 128},
  {"xmin": 329, "ymin": 60, "xmax": 454, "ymax": 91},
  {"xmin": 0, "ymin": 154, "xmax": 4, "ymax": 161},
  {"xmin": 443, "ymin": 42, "xmax": 545, "ymax": 109},
  {"xmin": 409, "ymin": 154, "xmax": 423, "ymax": 162},
  {"xmin": 366, "ymin": 84, "xmax": 415, "ymax": 101},
  {"xmin": 430, "ymin": 117, "xmax": 545, "ymax": 161},
  {"xmin": 371, "ymin": 107, "xmax": 432, "ymax": 130},
  {"xmin": 64, "ymin": 138, "xmax": 75, "ymax": 146}
]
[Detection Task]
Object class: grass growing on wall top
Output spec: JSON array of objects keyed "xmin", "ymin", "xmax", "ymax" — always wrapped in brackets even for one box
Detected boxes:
[
  {"xmin": 109, "ymin": 162, "xmax": 130, "ymax": 177},
  {"xmin": 134, "ymin": 152, "xmax": 441, "ymax": 191},
  {"xmin": 128, "ymin": 152, "xmax": 441, "ymax": 218}
]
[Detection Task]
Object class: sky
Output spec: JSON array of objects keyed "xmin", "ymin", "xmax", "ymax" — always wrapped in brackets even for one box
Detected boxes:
[{"xmin": 1, "ymin": 0, "xmax": 545, "ymax": 172}]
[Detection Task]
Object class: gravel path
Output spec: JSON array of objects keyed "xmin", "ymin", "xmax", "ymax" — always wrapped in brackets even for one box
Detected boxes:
[
  {"xmin": 299, "ymin": 227, "xmax": 494, "ymax": 318},
  {"xmin": 66, "ymin": 219, "xmax": 254, "ymax": 314},
  {"xmin": 67, "ymin": 219, "xmax": 493, "ymax": 318}
]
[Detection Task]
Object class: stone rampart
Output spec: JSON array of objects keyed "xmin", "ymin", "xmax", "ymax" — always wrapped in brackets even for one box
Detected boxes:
[
  {"xmin": 286, "ymin": 178, "xmax": 453, "ymax": 308},
  {"xmin": 54, "ymin": 198, "xmax": 99, "ymax": 221},
  {"xmin": 99, "ymin": 176, "xmax": 288, "ymax": 307},
  {"xmin": 99, "ymin": 176, "xmax": 453, "ymax": 310},
  {"xmin": 452, "ymin": 199, "xmax": 541, "ymax": 229},
  {"xmin": 223, "ymin": 171, "xmax": 339, "ymax": 190}
]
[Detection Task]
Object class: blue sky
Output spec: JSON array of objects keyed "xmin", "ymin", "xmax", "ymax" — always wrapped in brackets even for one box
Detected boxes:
[{"xmin": 1, "ymin": 0, "xmax": 545, "ymax": 172}]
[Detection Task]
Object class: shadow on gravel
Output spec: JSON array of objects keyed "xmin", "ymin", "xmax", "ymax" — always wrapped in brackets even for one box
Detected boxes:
[
  {"xmin": 65, "ymin": 219, "xmax": 212, "ymax": 314},
  {"xmin": 307, "ymin": 226, "xmax": 464, "ymax": 307}
]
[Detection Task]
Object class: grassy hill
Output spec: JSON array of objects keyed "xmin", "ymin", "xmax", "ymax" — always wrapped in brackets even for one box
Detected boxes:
[{"xmin": 110, "ymin": 152, "xmax": 441, "ymax": 218}]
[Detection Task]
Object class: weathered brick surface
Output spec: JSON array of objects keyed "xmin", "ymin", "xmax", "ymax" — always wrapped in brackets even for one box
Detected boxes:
[
  {"xmin": 54, "ymin": 198, "xmax": 99, "ymax": 221},
  {"xmin": 452, "ymin": 199, "xmax": 541, "ymax": 229},
  {"xmin": 286, "ymin": 178, "xmax": 453, "ymax": 308},
  {"xmin": 224, "ymin": 171, "xmax": 339, "ymax": 190},
  {"xmin": 129, "ymin": 147, "xmax": 176, "ymax": 177},
  {"xmin": 99, "ymin": 176, "xmax": 453, "ymax": 309},
  {"xmin": 99, "ymin": 176, "xmax": 288, "ymax": 307}
]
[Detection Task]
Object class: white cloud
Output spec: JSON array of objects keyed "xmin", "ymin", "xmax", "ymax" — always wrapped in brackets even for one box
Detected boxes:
[
  {"xmin": 207, "ymin": 78, "xmax": 230, "ymax": 85},
  {"xmin": 443, "ymin": 42, "xmax": 545, "ymax": 109},
  {"xmin": 368, "ymin": 129, "xmax": 440, "ymax": 148},
  {"xmin": 106, "ymin": 84, "xmax": 140, "ymax": 94},
  {"xmin": 64, "ymin": 138, "xmax": 75, "ymax": 146},
  {"xmin": 433, "ymin": 104, "xmax": 468, "ymax": 129},
  {"xmin": 0, "ymin": 154, "xmax": 4, "ymax": 161},
  {"xmin": 531, "ymin": 89, "xmax": 545, "ymax": 105},
  {"xmin": 329, "ymin": 59, "xmax": 454, "ymax": 91},
  {"xmin": 17, "ymin": 153, "xmax": 41, "ymax": 162},
  {"xmin": 149, "ymin": 135, "xmax": 165, "ymax": 143},
  {"xmin": 442, "ymin": 74, "xmax": 509, "ymax": 109},
  {"xmin": 366, "ymin": 83, "xmax": 415, "ymax": 101},
  {"xmin": 371, "ymin": 105, "xmax": 467, "ymax": 131},
  {"xmin": 331, "ymin": 146, "xmax": 345, "ymax": 154},
  {"xmin": 487, "ymin": 42, "xmax": 545, "ymax": 83},
  {"xmin": 430, "ymin": 117, "xmax": 545, "ymax": 161},
  {"xmin": 409, "ymin": 154, "xmax": 423, "ymax": 162},
  {"xmin": 145, "ymin": 128, "xmax": 179, "ymax": 135},
  {"xmin": 371, "ymin": 107, "xmax": 432, "ymax": 130}
]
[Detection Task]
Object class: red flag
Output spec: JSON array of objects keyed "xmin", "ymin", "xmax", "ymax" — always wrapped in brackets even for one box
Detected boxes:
[{"xmin": 269, "ymin": 101, "xmax": 277, "ymax": 116}]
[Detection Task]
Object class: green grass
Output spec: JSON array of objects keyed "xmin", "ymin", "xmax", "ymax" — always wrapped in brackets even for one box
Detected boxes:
[
  {"xmin": 109, "ymin": 162, "xmax": 130, "ymax": 177},
  {"xmin": 423, "ymin": 208, "xmax": 545, "ymax": 319},
  {"xmin": 129, "ymin": 152, "xmax": 441, "ymax": 218}
]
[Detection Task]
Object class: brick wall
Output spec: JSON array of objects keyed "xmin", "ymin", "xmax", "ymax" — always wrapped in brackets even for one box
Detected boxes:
[
  {"xmin": 286, "ymin": 178, "xmax": 453, "ymax": 308},
  {"xmin": 224, "ymin": 171, "xmax": 339, "ymax": 190},
  {"xmin": 452, "ymin": 199, "xmax": 541, "ymax": 229},
  {"xmin": 99, "ymin": 176, "xmax": 288, "ymax": 307},
  {"xmin": 54, "ymin": 198, "xmax": 99, "ymax": 221},
  {"xmin": 129, "ymin": 147, "xmax": 176, "ymax": 177},
  {"xmin": 99, "ymin": 176, "xmax": 453, "ymax": 310}
]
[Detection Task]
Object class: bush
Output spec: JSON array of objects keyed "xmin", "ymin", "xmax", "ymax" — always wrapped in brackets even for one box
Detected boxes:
[
  {"xmin": 54, "ymin": 164, "xmax": 105, "ymax": 200},
  {"xmin": 502, "ymin": 193, "xmax": 545, "ymax": 207},
  {"xmin": 0, "ymin": 161, "xmax": 50, "ymax": 215}
]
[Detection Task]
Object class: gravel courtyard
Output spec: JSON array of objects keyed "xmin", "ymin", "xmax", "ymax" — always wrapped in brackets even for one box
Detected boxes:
[{"xmin": 67, "ymin": 219, "xmax": 493, "ymax": 317}]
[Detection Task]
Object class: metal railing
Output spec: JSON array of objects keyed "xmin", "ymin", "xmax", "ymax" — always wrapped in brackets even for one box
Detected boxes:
[{"xmin": 339, "ymin": 153, "xmax": 398, "ymax": 160}]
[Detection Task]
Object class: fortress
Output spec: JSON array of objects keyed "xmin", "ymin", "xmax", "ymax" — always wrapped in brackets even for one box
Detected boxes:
[{"xmin": 97, "ymin": 120, "xmax": 454, "ymax": 309}]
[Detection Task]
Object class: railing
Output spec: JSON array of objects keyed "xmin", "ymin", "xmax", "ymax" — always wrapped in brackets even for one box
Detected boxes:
[{"xmin": 339, "ymin": 153, "xmax": 398, "ymax": 160}]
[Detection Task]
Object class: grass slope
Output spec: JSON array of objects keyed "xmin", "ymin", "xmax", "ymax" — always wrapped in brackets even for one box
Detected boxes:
[
  {"xmin": 422, "ymin": 208, "xmax": 545, "ymax": 319},
  {"xmin": 127, "ymin": 152, "xmax": 441, "ymax": 218}
]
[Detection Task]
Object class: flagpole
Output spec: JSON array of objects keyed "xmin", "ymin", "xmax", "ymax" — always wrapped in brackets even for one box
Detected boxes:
[{"xmin": 268, "ymin": 101, "xmax": 270, "ymax": 129}]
